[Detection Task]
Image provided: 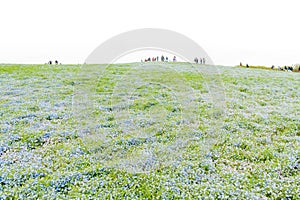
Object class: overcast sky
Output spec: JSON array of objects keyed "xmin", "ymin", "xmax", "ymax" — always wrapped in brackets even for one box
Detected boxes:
[{"xmin": 0, "ymin": 0, "xmax": 299, "ymax": 66}]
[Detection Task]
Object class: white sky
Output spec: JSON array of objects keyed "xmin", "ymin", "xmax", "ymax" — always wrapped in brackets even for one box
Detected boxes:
[{"xmin": 0, "ymin": 0, "xmax": 299, "ymax": 66}]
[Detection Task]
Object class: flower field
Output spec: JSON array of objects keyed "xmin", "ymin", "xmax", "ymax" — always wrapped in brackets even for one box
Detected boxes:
[{"xmin": 0, "ymin": 63, "xmax": 299, "ymax": 199}]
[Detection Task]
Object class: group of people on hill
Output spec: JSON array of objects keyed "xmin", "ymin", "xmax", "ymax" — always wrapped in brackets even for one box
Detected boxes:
[
  {"xmin": 240, "ymin": 63, "xmax": 249, "ymax": 68},
  {"xmin": 142, "ymin": 55, "xmax": 177, "ymax": 62},
  {"xmin": 194, "ymin": 57, "xmax": 206, "ymax": 64},
  {"xmin": 48, "ymin": 60, "xmax": 60, "ymax": 65},
  {"xmin": 240, "ymin": 62, "xmax": 300, "ymax": 72},
  {"xmin": 271, "ymin": 65, "xmax": 300, "ymax": 72},
  {"xmin": 141, "ymin": 55, "xmax": 208, "ymax": 64}
]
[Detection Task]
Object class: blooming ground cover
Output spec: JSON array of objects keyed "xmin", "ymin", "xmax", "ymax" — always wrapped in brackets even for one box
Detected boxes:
[{"xmin": 0, "ymin": 63, "xmax": 299, "ymax": 199}]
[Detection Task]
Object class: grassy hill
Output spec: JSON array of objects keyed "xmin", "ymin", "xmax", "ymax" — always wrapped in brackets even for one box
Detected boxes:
[{"xmin": 0, "ymin": 63, "xmax": 299, "ymax": 199}]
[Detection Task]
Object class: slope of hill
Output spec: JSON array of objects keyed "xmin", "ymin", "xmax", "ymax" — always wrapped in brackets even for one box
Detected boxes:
[{"xmin": 0, "ymin": 63, "xmax": 299, "ymax": 199}]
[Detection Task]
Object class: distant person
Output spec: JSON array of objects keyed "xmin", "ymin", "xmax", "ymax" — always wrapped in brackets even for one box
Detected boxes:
[
  {"xmin": 194, "ymin": 57, "xmax": 198, "ymax": 64},
  {"xmin": 157, "ymin": 56, "xmax": 159, "ymax": 61},
  {"xmin": 200, "ymin": 58, "xmax": 202, "ymax": 64},
  {"xmin": 166, "ymin": 57, "xmax": 168, "ymax": 62},
  {"xmin": 298, "ymin": 66, "xmax": 300, "ymax": 72},
  {"xmin": 271, "ymin": 65, "xmax": 275, "ymax": 69},
  {"xmin": 173, "ymin": 56, "xmax": 177, "ymax": 62},
  {"xmin": 48, "ymin": 60, "xmax": 52, "ymax": 65},
  {"xmin": 240, "ymin": 62, "xmax": 243, "ymax": 67},
  {"xmin": 55, "ymin": 60, "xmax": 58, "ymax": 65},
  {"xmin": 246, "ymin": 64, "xmax": 249, "ymax": 68},
  {"xmin": 284, "ymin": 66, "xmax": 287, "ymax": 71},
  {"xmin": 161, "ymin": 55, "xmax": 165, "ymax": 62},
  {"xmin": 203, "ymin": 58, "xmax": 206, "ymax": 64}
]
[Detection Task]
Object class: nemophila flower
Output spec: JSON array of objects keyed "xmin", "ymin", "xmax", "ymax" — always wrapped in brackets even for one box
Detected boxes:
[
  {"xmin": 0, "ymin": 64, "xmax": 299, "ymax": 198},
  {"xmin": 0, "ymin": 143, "xmax": 8, "ymax": 151}
]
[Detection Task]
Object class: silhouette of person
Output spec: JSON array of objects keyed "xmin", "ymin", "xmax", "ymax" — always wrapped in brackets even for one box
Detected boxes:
[{"xmin": 194, "ymin": 57, "xmax": 198, "ymax": 64}]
